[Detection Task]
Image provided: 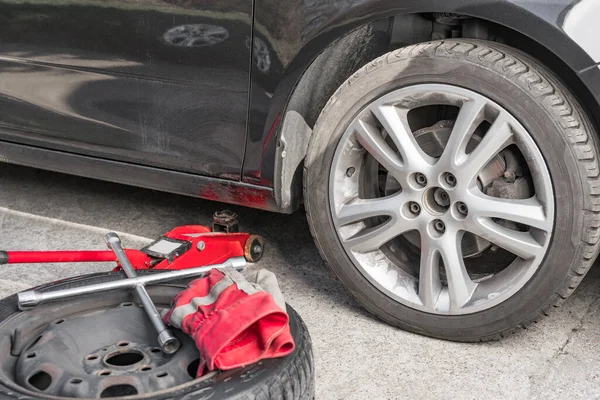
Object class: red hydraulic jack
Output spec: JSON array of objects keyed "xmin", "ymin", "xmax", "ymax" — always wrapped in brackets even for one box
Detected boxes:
[
  {"xmin": 0, "ymin": 211, "xmax": 264, "ymax": 354},
  {"xmin": 0, "ymin": 211, "xmax": 264, "ymax": 270}
]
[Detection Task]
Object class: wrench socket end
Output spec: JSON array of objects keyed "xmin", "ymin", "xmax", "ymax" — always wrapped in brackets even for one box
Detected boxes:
[
  {"xmin": 17, "ymin": 291, "xmax": 39, "ymax": 310},
  {"xmin": 158, "ymin": 331, "xmax": 181, "ymax": 354},
  {"xmin": 105, "ymin": 232, "xmax": 121, "ymax": 247}
]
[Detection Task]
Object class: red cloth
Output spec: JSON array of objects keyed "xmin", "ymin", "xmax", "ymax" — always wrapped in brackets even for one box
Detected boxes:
[{"xmin": 162, "ymin": 268, "xmax": 295, "ymax": 377}]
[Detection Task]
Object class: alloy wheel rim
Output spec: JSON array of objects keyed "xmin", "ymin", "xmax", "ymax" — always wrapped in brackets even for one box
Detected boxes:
[{"xmin": 330, "ymin": 84, "xmax": 554, "ymax": 315}]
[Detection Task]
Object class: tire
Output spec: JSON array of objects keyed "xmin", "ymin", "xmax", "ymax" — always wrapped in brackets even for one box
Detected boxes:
[
  {"xmin": 0, "ymin": 272, "xmax": 314, "ymax": 399},
  {"xmin": 304, "ymin": 39, "xmax": 600, "ymax": 342}
]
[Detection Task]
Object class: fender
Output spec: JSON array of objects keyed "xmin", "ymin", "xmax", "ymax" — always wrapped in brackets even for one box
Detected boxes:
[{"xmin": 242, "ymin": 0, "xmax": 600, "ymax": 213}]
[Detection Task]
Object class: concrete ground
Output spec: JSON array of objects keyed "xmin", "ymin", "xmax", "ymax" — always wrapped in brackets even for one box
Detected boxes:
[{"xmin": 1, "ymin": 164, "xmax": 599, "ymax": 399}]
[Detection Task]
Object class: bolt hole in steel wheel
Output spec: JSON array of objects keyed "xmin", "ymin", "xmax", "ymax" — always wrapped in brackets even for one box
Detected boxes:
[
  {"xmin": 331, "ymin": 83, "xmax": 553, "ymax": 315},
  {"xmin": 305, "ymin": 40, "xmax": 600, "ymax": 341},
  {"xmin": 0, "ymin": 272, "xmax": 314, "ymax": 399}
]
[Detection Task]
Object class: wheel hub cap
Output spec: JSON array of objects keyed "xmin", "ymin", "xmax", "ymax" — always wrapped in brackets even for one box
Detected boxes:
[{"xmin": 423, "ymin": 187, "xmax": 450, "ymax": 215}]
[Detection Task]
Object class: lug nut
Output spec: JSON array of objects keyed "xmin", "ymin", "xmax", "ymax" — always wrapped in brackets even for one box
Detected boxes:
[
  {"xmin": 408, "ymin": 202, "xmax": 421, "ymax": 215},
  {"xmin": 434, "ymin": 220, "xmax": 446, "ymax": 233},
  {"xmin": 346, "ymin": 167, "xmax": 356, "ymax": 177},
  {"xmin": 444, "ymin": 173, "xmax": 456, "ymax": 187},
  {"xmin": 415, "ymin": 173, "xmax": 427, "ymax": 187},
  {"xmin": 456, "ymin": 202, "xmax": 468, "ymax": 216}
]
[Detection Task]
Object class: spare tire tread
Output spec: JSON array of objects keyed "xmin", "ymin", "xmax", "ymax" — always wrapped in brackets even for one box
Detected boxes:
[{"xmin": 240, "ymin": 312, "xmax": 314, "ymax": 400}]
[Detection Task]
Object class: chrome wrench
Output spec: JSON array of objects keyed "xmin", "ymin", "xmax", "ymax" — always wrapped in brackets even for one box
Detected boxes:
[{"xmin": 17, "ymin": 256, "xmax": 245, "ymax": 308}]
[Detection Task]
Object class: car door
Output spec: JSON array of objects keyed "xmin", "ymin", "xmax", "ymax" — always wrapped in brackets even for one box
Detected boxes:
[{"xmin": 0, "ymin": 0, "xmax": 252, "ymax": 179}]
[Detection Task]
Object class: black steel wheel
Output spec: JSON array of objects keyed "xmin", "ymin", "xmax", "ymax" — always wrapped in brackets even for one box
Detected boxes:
[{"xmin": 0, "ymin": 272, "xmax": 314, "ymax": 399}]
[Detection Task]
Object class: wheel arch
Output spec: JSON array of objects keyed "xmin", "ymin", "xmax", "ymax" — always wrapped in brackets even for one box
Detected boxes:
[{"xmin": 271, "ymin": 4, "xmax": 600, "ymax": 213}]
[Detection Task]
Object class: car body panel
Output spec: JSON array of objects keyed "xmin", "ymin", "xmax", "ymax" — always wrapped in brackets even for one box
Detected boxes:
[
  {"xmin": 0, "ymin": 0, "xmax": 252, "ymax": 179},
  {"xmin": 562, "ymin": 0, "xmax": 600, "ymax": 63},
  {"xmin": 0, "ymin": 139, "xmax": 279, "ymax": 212},
  {"xmin": 1, "ymin": 0, "xmax": 599, "ymax": 212},
  {"xmin": 245, "ymin": 0, "xmax": 600, "ymax": 188}
]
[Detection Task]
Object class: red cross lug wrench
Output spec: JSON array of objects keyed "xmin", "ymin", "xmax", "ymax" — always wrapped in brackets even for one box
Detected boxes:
[{"xmin": 106, "ymin": 232, "xmax": 181, "ymax": 355}]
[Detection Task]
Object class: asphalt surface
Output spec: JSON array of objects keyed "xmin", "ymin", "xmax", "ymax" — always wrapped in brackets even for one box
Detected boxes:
[{"xmin": 1, "ymin": 164, "xmax": 600, "ymax": 399}]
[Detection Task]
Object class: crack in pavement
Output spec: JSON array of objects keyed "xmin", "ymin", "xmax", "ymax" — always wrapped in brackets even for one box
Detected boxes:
[
  {"xmin": 554, "ymin": 296, "xmax": 599, "ymax": 358},
  {"xmin": 527, "ymin": 295, "xmax": 600, "ymax": 398}
]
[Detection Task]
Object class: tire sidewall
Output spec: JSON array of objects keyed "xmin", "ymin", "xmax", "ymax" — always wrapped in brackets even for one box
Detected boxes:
[{"xmin": 305, "ymin": 43, "xmax": 585, "ymax": 339}]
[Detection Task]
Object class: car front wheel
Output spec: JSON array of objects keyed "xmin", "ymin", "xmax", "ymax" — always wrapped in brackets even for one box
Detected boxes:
[{"xmin": 304, "ymin": 39, "xmax": 600, "ymax": 341}]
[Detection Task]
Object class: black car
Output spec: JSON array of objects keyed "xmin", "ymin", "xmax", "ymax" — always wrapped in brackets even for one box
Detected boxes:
[{"xmin": 2, "ymin": 0, "xmax": 600, "ymax": 342}]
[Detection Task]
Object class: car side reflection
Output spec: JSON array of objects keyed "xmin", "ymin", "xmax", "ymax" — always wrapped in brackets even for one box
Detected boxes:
[{"xmin": 162, "ymin": 24, "xmax": 230, "ymax": 47}]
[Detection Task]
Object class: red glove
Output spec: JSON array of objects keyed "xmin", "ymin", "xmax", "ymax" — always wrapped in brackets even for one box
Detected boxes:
[{"xmin": 162, "ymin": 268, "xmax": 295, "ymax": 377}]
